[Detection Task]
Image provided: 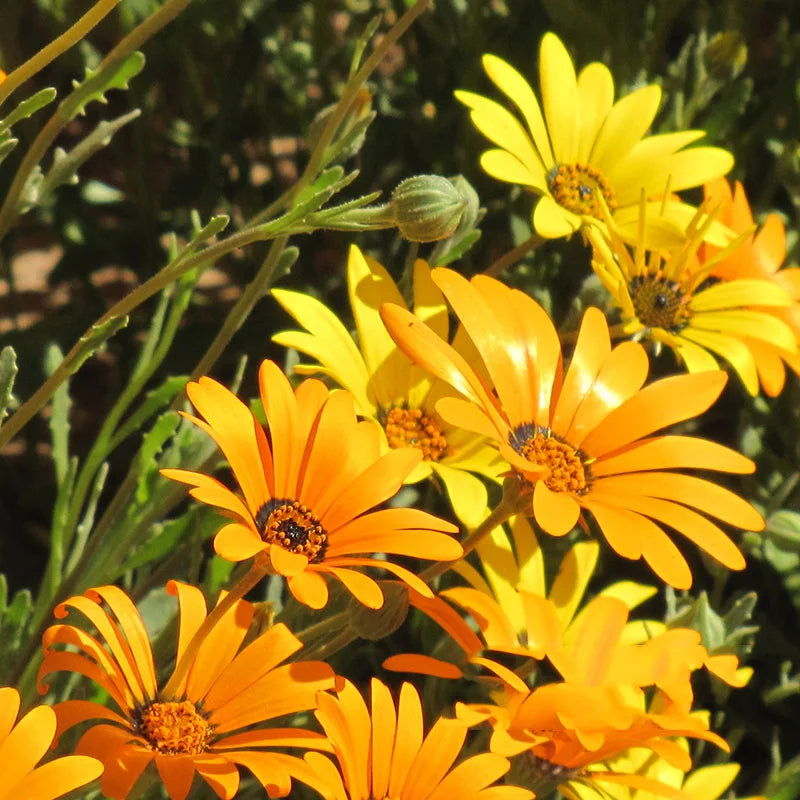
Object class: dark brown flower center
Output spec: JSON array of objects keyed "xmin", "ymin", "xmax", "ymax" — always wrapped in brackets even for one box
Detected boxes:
[
  {"xmin": 255, "ymin": 499, "xmax": 328, "ymax": 562},
  {"xmin": 511, "ymin": 425, "xmax": 589, "ymax": 494},
  {"xmin": 547, "ymin": 162, "xmax": 617, "ymax": 219},
  {"xmin": 384, "ymin": 406, "xmax": 447, "ymax": 461},
  {"xmin": 136, "ymin": 700, "xmax": 211, "ymax": 755},
  {"xmin": 629, "ymin": 274, "xmax": 690, "ymax": 331}
]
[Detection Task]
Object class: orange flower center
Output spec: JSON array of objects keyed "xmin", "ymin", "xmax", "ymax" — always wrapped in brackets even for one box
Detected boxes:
[
  {"xmin": 384, "ymin": 407, "xmax": 447, "ymax": 461},
  {"xmin": 629, "ymin": 273, "xmax": 690, "ymax": 331},
  {"xmin": 514, "ymin": 426, "xmax": 588, "ymax": 494},
  {"xmin": 547, "ymin": 163, "xmax": 617, "ymax": 219},
  {"xmin": 255, "ymin": 499, "xmax": 328, "ymax": 562},
  {"xmin": 137, "ymin": 700, "xmax": 211, "ymax": 755}
]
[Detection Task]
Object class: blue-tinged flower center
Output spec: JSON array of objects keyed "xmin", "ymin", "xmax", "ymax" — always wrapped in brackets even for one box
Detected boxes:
[
  {"xmin": 628, "ymin": 274, "xmax": 690, "ymax": 331},
  {"xmin": 547, "ymin": 163, "xmax": 617, "ymax": 219},
  {"xmin": 255, "ymin": 499, "xmax": 328, "ymax": 562}
]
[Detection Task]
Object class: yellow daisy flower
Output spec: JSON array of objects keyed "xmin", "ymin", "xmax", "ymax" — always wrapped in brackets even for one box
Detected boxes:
[
  {"xmin": 587, "ymin": 198, "xmax": 798, "ymax": 395},
  {"xmin": 456, "ymin": 32, "xmax": 733, "ymax": 243},
  {"xmin": 272, "ymin": 244, "xmax": 501, "ymax": 529}
]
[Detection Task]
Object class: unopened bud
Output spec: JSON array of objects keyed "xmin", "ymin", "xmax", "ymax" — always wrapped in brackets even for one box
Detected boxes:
[
  {"xmin": 703, "ymin": 31, "xmax": 747, "ymax": 81},
  {"xmin": 348, "ymin": 582, "xmax": 409, "ymax": 640},
  {"xmin": 391, "ymin": 175, "xmax": 468, "ymax": 242}
]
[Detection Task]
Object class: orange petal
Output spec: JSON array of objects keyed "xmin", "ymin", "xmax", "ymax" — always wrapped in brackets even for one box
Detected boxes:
[
  {"xmin": 0, "ymin": 705, "xmax": 55, "ymax": 794},
  {"xmin": 323, "ymin": 566, "xmax": 384, "ymax": 608},
  {"xmin": 641, "ymin": 529, "xmax": 693, "ymax": 589},
  {"xmin": 533, "ymin": 482, "xmax": 581, "ymax": 536},
  {"xmin": 581, "ymin": 371, "xmax": 727, "ymax": 457},
  {"xmin": 268, "ymin": 545, "xmax": 309, "ymax": 577},
  {"xmin": 287, "ymin": 570, "xmax": 329, "ymax": 609},
  {"xmin": 214, "ymin": 523, "xmax": 266, "ymax": 562},
  {"xmin": 384, "ymin": 653, "xmax": 464, "ymax": 679},
  {"xmin": 403, "ymin": 718, "xmax": 466, "ymax": 800},
  {"xmin": 371, "ymin": 678, "xmax": 398, "ymax": 800},
  {"xmin": 388, "ymin": 684, "xmax": 424, "ymax": 799},
  {"xmin": 7, "ymin": 755, "xmax": 103, "ymax": 800}
]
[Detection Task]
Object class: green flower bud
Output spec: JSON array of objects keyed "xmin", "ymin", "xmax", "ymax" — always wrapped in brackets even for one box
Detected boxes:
[
  {"xmin": 391, "ymin": 174, "xmax": 468, "ymax": 242},
  {"xmin": 348, "ymin": 582, "xmax": 409, "ymax": 640},
  {"xmin": 703, "ymin": 31, "xmax": 747, "ymax": 81}
]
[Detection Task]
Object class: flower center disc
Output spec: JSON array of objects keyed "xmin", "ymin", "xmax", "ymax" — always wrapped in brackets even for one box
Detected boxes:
[
  {"xmin": 629, "ymin": 274, "xmax": 689, "ymax": 331},
  {"xmin": 256, "ymin": 500, "xmax": 328, "ymax": 562},
  {"xmin": 137, "ymin": 700, "xmax": 211, "ymax": 755},
  {"xmin": 548, "ymin": 163, "xmax": 617, "ymax": 219},
  {"xmin": 384, "ymin": 407, "xmax": 447, "ymax": 461},
  {"xmin": 518, "ymin": 430, "xmax": 588, "ymax": 494}
]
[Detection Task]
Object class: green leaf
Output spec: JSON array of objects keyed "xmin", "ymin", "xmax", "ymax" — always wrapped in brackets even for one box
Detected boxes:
[
  {"xmin": 134, "ymin": 411, "xmax": 182, "ymax": 504},
  {"xmin": 120, "ymin": 512, "xmax": 197, "ymax": 573},
  {"xmin": 22, "ymin": 109, "xmax": 141, "ymax": 213},
  {"xmin": 59, "ymin": 52, "xmax": 145, "ymax": 121},
  {"xmin": 0, "ymin": 346, "xmax": 18, "ymax": 425},
  {"xmin": 0, "ymin": 588, "xmax": 33, "ymax": 651},
  {"xmin": 431, "ymin": 229, "xmax": 481, "ymax": 266},
  {"xmin": 70, "ymin": 314, "xmax": 129, "ymax": 375},
  {"xmin": 111, "ymin": 376, "xmax": 188, "ymax": 448},
  {"xmin": 45, "ymin": 344, "xmax": 71, "ymax": 485},
  {"xmin": 66, "ymin": 462, "xmax": 109, "ymax": 573},
  {"xmin": 766, "ymin": 509, "xmax": 800, "ymax": 550},
  {"xmin": 0, "ymin": 87, "xmax": 58, "ymax": 135}
]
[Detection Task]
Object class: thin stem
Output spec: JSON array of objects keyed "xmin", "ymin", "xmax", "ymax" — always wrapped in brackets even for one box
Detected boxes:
[
  {"xmin": 484, "ymin": 233, "xmax": 545, "ymax": 277},
  {"xmin": 161, "ymin": 555, "xmax": 271, "ymax": 698},
  {"xmin": 0, "ymin": 221, "xmax": 281, "ymax": 451},
  {"xmin": 189, "ymin": 235, "xmax": 289, "ymax": 380},
  {"xmin": 0, "ymin": 0, "xmax": 122, "ymax": 108},
  {"xmin": 294, "ymin": 609, "xmax": 351, "ymax": 647},
  {"xmin": 419, "ymin": 490, "xmax": 520, "ymax": 583}
]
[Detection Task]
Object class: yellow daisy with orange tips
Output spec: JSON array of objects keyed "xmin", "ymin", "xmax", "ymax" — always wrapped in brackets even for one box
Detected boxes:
[
  {"xmin": 162, "ymin": 360, "xmax": 461, "ymax": 609},
  {"xmin": 700, "ymin": 177, "xmax": 800, "ymax": 395},
  {"xmin": 299, "ymin": 678, "xmax": 533, "ymax": 800},
  {"xmin": 381, "ymin": 268, "xmax": 764, "ymax": 588},
  {"xmin": 587, "ymin": 196, "xmax": 798, "ymax": 395},
  {"xmin": 272, "ymin": 245, "xmax": 501, "ymax": 529},
  {"xmin": 456, "ymin": 32, "xmax": 733, "ymax": 242},
  {"xmin": 38, "ymin": 582, "xmax": 335, "ymax": 800},
  {"xmin": 0, "ymin": 687, "xmax": 102, "ymax": 800},
  {"xmin": 458, "ymin": 684, "xmax": 730, "ymax": 800}
]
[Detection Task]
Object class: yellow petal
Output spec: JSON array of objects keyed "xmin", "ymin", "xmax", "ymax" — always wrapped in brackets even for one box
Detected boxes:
[
  {"xmin": 480, "ymin": 148, "xmax": 547, "ymax": 191},
  {"xmin": 590, "ymin": 84, "xmax": 662, "ymax": 171},
  {"xmin": 533, "ymin": 194, "xmax": 581, "ymax": 238},
  {"xmin": 682, "ymin": 763, "xmax": 739, "ymax": 800},
  {"xmin": 482, "ymin": 53, "xmax": 554, "ymax": 167},
  {"xmin": 539, "ymin": 33, "xmax": 578, "ymax": 163},
  {"xmin": 432, "ymin": 463, "xmax": 488, "ymax": 530},
  {"xmin": 576, "ymin": 62, "xmax": 615, "ymax": 163},
  {"xmin": 690, "ymin": 309, "xmax": 798, "ymax": 351},
  {"xmin": 412, "ymin": 260, "xmax": 448, "ymax": 340},
  {"xmin": 549, "ymin": 540, "xmax": 599, "ymax": 631},
  {"xmin": 690, "ymin": 278, "xmax": 792, "ymax": 311}
]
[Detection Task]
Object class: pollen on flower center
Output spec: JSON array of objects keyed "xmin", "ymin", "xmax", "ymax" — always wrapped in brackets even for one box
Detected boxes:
[
  {"xmin": 547, "ymin": 163, "xmax": 617, "ymax": 219},
  {"xmin": 136, "ymin": 700, "xmax": 211, "ymax": 755},
  {"xmin": 384, "ymin": 406, "xmax": 448, "ymax": 461},
  {"xmin": 255, "ymin": 499, "xmax": 328, "ymax": 562},
  {"xmin": 512, "ymin": 425, "xmax": 589, "ymax": 494},
  {"xmin": 629, "ymin": 273, "xmax": 690, "ymax": 331}
]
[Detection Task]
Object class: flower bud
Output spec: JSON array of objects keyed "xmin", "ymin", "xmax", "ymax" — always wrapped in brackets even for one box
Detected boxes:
[
  {"xmin": 391, "ymin": 175, "xmax": 468, "ymax": 242},
  {"xmin": 703, "ymin": 31, "xmax": 747, "ymax": 81},
  {"xmin": 348, "ymin": 582, "xmax": 409, "ymax": 640}
]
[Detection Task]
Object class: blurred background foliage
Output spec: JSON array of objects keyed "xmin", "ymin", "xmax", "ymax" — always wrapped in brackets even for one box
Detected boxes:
[{"xmin": 2, "ymin": 0, "xmax": 800, "ymax": 796}]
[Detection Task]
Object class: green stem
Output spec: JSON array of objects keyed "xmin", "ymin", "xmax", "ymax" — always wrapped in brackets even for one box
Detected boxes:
[
  {"xmin": 161, "ymin": 555, "xmax": 271, "ymax": 698},
  {"xmin": 247, "ymin": 0, "xmax": 430, "ymax": 227},
  {"xmin": 294, "ymin": 610, "xmax": 351, "ymax": 647},
  {"xmin": 189, "ymin": 235, "xmax": 290, "ymax": 380},
  {"xmin": 0, "ymin": 220, "xmax": 283, "ymax": 452},
  {"xmin": 0, "ymin": 0, "xmax": 123, "ymax": 108},
  {"xmin": 419, "ymin": 488, "xmax": 520, "ymax": 583},
  {"xmin": 484, "ymin": 233, "xmax": 545, "ymax": 277}
]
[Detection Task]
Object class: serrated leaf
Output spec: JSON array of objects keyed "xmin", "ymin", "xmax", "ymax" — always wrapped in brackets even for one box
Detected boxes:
[
  {"xmin": 70, "ymin": 315, "xmax": 129, "ymax": 374},
  {"xmin": 60, "ymin": 51, "xmax": 145, "ymax": 120},
  {"xmin": 45, "ymin": 344, "xmax": 71, "ymax": 484},
  {"xmin": 111, "ymin": 376, "xmax": 188, "ymax": 447},
  {"xmin": 30, "ymin": 109, "xmax": 141, "ymax": 212},
  {"xmin": 134, "ymin": 411, "xmax": 182, "ymax": 503},
  {"xmin": 120, "ymin": 513, "xmax": 196, "ymax": 573},
  {"xmin": 0, "ymin": 346, "xmax": 18, "ymax": 425},
  {"xmin": 0, "ymin": 87, "xmax": 57, "ymax": 134}
]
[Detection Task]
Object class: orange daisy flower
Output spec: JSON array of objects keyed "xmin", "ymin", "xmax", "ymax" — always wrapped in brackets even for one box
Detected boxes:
[
  {"xmin": 0, "ymin": 687, "xmax": 102, "ymax": 800},
  {"xmin": 38, "ymin": 582, "xmax": 335, "ymax": 800},
  {"xmin": 701, "ymin": 177, "xmax": 800, "ymax": 395},
  {"xmin": 299, "ymin": 678, "xmax": 533, "ymax": 800},
  {"xmin": 458, "ymin": 683, "xmax": 729, "ymax": 800},
  {"xmin": 162, "ymin": 360, "xmax": 461, "ymax": 609},
  {"xmin": 381, "ymin": 268, "xmax": 764, "ymax": 588}
]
